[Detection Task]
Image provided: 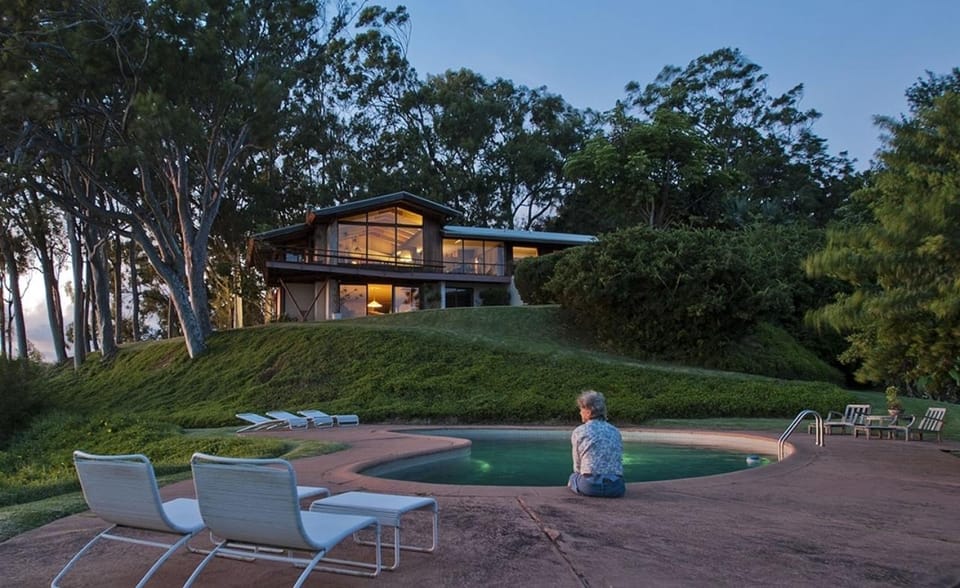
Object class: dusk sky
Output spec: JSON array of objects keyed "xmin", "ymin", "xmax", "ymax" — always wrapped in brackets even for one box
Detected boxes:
[
  {"xmin": 389, "ymin": 0, "xmax": 959, "ymax": 167},
  {"xmin": 17, "ymin": 0, "xmax": 960, "ymax": 360}
]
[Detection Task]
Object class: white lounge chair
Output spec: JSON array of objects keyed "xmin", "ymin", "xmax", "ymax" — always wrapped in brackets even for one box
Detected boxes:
[
  {"xmin": 264, "ymin": 410, "xmax": 313, "ymax": 430},
  {"xmin": 186, "ymin": 453, "xmax": 382, "ymax": 586},
  {"xmin": 51, "ymin": 451, "xmax": 205, "ymax": 588},
  {"xmin": 299, "ymin": 409, "xmax": 360, "ymax": 427},
  {"xmin": 236, "ymin": 411, "xmax": 307, "ymax": 432},
  {"xmin": 309, "ymin": 491, "xmax": 438, "ymax": 571},
  {"xmin": 294, "ymin": 409, "xmax": 335, "ymax": 428}
]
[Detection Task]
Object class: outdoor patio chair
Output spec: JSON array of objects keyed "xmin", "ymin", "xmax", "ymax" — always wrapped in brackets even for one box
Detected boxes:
[
  {"xmin": 808, "ymin": 403, "xmax": 871, "ymax": 435},
  {"xmin": 51, "ymin": 451, "xmax": 205, "ymax": 588},
  {"xmin": 299, "ymin": 409, "xmax": 360, "ymax": 427},
  {"xmin": 890, "ymin": 407, "xmax": 947, "ymax": 442},
  {"xmin": 186, "ymin": 453, "xmax": 382, "ymax": 586},
  {"xmin": 235, "ymin": 411, "xmax": 307, "ymax": 432},
  {"xmin": 309, "ymin": 491, "xmax": 438, "ymax": 571}
]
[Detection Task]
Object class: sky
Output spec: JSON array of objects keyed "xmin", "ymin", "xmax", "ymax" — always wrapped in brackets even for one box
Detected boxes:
[
  {"xmin": 14, "ymin": 0, "xmax": 960, "ymax": 361},
  {"xmin": 389, "ymin": 0, "xmax": 959, "ymax": 167}
]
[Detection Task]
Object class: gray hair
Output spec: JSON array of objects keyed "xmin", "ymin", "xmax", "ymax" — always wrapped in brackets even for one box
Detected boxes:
[{"xmin": 577, "ymin": 390, "xmax": 607, "ymax": 420}]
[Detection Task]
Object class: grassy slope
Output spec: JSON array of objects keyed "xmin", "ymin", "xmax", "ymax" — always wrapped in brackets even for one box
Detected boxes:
[{"xmin": 47, "ymin": 306, "xmax": 854, "ymax": 428}]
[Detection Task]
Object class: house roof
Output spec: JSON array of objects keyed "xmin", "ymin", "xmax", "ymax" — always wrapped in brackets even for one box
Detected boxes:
[
  {"xmin": 442, "ymin": 226, "xmax": 597, "ymax": 246},
  {"xmin": 310, "ymin": 191, "xmax": 462, "ymax": 221},
  {"xmin": 250, "ymin": 223, "xmax": 312, "ymax": 241}
]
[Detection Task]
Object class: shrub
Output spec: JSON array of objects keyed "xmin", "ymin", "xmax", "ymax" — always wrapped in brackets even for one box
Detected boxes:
[
  {"xmin": 0, "ymin": 358, "xmax": 49, "ymax": 447},
  {"xmin": 479, "ymin": 287, "xmax": 512, "ymax": 306},
  {"xmin": 513, "ymin": 251, "xmax": 567, "ymax": 304},
  {"xmin": 546, "ymin": 225, "xmax": 846, "ymax": 370}
]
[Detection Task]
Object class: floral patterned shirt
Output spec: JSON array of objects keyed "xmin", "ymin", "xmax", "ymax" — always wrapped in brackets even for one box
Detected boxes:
[{"xmin": 571, "ymin": 418, "xmax": 623, "ymax": 476}]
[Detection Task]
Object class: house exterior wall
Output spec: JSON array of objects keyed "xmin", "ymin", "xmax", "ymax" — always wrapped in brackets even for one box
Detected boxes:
[{"xmin": 253, "ymin": 192, "xmax": 593, "ymax": 322}]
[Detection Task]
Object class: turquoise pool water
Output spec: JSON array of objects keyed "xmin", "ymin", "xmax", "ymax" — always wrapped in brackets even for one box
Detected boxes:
[{"xmin": 365, "ymin": 429, "xmax": 771, "ymax": 486}]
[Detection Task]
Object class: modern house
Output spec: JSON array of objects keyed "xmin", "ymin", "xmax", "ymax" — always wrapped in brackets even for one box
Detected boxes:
[{"xmin": 247, "ymin": 191, "xmax": 595, "ymax": 321}]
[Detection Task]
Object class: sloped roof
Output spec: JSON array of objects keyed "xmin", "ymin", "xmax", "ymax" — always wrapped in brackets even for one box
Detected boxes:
[
  {"xmin": 311, "ymin": 191, "xmax": 462, "ymax": 220},
  {"xmin": 442, "ymin": 226, "xmax": 596, "ymax": 246},
  {"xmin": 250, "ymin": 223, "xmax": 311, "ymax": 241}
]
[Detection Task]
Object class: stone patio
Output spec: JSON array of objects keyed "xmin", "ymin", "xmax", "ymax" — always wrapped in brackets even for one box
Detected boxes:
[{"xmin": 2, "ymin": 424, "xmax": 958, "ymax": 587}]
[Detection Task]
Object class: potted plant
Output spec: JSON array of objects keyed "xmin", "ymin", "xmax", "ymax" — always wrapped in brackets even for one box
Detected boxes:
[{"xmin": 885, "ymin": 385, "xmax": 903, "ymax": 416}]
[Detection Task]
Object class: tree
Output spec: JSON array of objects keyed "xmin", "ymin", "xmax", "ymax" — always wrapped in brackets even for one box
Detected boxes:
[
  {"xmin": 363, "ymin": 69, "xmax": 587, "ymax": 228},
  {"xmin": 627, "ymin": 48, "xmax": 859, "ymax": 226},
  {"xmin": 805, "ymin": 76, "xmax": 960, "ymax": 401},
  {"xmin": 8, "ymin": 0, "xmax": 337, "ymax": 357},
  {"xmin": 553, "ymin": 107, "xmax": 730, "ymax": 233}
]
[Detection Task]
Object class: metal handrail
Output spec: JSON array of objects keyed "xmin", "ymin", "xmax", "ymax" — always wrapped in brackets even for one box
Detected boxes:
[
  {"xmin": 778, "ymin": 409, "xmax": 824, "ymax": 461},
  {"xmin": 272, "ymin": 247, "xmax": 508, "ymax": 276}
]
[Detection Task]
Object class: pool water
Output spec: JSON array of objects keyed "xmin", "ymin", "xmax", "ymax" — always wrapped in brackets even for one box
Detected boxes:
[{"xmin": 367, "ymin": 430, "xmax": 769, "ymax": 486}]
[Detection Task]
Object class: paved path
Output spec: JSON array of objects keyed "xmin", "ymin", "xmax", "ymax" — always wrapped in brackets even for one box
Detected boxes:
[{"xmin": 2, "ymin": 425, "xmax": 959, "ymax": 587}]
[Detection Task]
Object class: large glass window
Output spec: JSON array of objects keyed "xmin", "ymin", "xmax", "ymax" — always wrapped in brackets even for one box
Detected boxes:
[
  {"xmin": 443, "ymin": 239, "xmax": 505, "ymax": 275},
  {"xmin": 393, "ymin": 287, "xmax": 420, "ymax": 313},
  {"xmin": 337, "ymin": 206, "xmax": 423, "ymax": 265},
  {"xmin": 338, "ymin": 285, "xmax": 366, "ymax": 318},
  {"xmin": 339, "ymin": 283, "xmax": 418, "ymax": 317}
]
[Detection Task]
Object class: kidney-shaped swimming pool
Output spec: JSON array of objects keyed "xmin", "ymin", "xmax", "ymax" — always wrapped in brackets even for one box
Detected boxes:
[{"xmin": 362, "ymin": 428, "xmax": 776, "ymax": 486}]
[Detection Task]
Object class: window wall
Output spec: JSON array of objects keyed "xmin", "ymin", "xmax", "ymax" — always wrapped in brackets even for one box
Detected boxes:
[
  {"xmin": 443, "ymin": 239, "xmax": 505, "ymax": 275},
  {"xmin": 338, "ymin": 283, "xmax": 420, "ymax": 317},
  {"xmin": 337, "ymin": 207, "xmax": 423, "ymax": 265}
]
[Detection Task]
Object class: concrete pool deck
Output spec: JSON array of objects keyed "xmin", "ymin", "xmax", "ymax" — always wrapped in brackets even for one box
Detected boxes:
[{"xmin": 2, "ymin": 424, "xmax": 959, "ymax": 587}]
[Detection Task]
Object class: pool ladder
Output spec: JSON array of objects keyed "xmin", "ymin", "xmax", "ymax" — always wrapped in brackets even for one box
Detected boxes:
[{"xmin": 778, "ymin": 409, "xmax": 824, "ymax": 461}]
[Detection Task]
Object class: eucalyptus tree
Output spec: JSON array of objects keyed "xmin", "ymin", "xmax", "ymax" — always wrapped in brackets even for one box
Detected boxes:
[
  {"xmin": 9, "ymin": 0, "xmax": 348, "ymax": 358},
  {"xmin": 805, "ymin": 75, "xmax": 960, "ymax": 401}
]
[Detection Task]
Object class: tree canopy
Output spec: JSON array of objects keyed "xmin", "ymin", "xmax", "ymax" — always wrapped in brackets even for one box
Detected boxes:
[{"xmin": 805, "ymin": 72, "xmax": 960, "ymax": 401}]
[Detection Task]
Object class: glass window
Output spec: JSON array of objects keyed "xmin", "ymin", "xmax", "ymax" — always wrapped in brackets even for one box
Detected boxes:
[
  {"xmin": 338, "ymin": 224, "xmax": 365, "ymax": 263},
  {"xmin": 396, "ymin": 226, "xmax": 423, "ymax": 264},
  {"xmin": 483, "ymin": 241, "xmax": 504, "ymax": 275},
  {"xmin": 367, "ymin": 283, "xmax": 392, "ymax": 315},
  {"xmin": 368, "ymin": 208, "xmax": 396, "ymax": 224},
  {"xmin": 336, "ymin": 207, "xmax": 424, "ymax": 266},
  {"xmin": 462, "ymin": 240, "xmax": 484, "ymax": 275},
  {"xmin": 341, "ymin": 212, "xmax": 367, "ymax": 223},
  {"xmin": 443, "ymin": 239, "xmax": 463, "ymax": 273},
  {"xmin": 513, "ymin": 246, "xmax": 538, "ymax": 260},
  {"xmin": 396, "ymin": 208, "xmax": 423, "ymax": 226},
  {"xmin": 393, "ymin": 287, "xmax": 420, "ymax": 313},
  {"xmin": 445, "ymin": 287, "xmax": 473, "ymax": 308},
  {"xmin": 339, "ymin": 285, "xmax": 366, "ymax": 318},
  {"xmin": 366, "ymin": 225, "xmax": 396, "ymax": 263}
]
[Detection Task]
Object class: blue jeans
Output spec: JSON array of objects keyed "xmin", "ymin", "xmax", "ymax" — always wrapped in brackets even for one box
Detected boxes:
[{"xmin": 568, "ymin": 473, "xmax": 625, "ymax": 497}]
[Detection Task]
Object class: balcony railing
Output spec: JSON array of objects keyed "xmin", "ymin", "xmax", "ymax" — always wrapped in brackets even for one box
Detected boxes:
[{"xmin": 270, "ymin": 247, "xmax": 507, "ymax": 277}]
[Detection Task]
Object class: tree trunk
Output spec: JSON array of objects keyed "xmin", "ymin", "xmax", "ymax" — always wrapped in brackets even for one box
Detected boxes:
[
  {"xmin": 68, "ymin": 217, "xmax": 86, "ymax": 366},
  {"xmin": 129, "ymin": 240, "xmax": 140, "ymax": 341},
  {"xmin": 0, "ymin": 234, "xmax": 28, "ymax": 359},
  {"xmin": 85, "ymin": 259, "xmax": 97, "ymax": 352},
  {"xmin": 0, "ymin": 263, "xmax": 6, "ymax": 358},
  {"xmin": 83, "ymin": 225, "xmax": 116, "ymax": 359},
  {"xmin": 38, "ymin": 247, "xmax": 67, "ymax": 364},
  {"xmin": 113, "ymin": 234, "xmax": 122, "ymax": 346}
]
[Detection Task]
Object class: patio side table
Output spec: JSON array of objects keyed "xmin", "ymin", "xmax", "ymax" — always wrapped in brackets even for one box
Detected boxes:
[{"xmin": 310, "ymin": 491, "xmax": 438, "ymax": 570}]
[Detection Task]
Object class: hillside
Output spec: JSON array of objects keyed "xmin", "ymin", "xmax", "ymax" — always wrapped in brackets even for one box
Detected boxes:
[{"xmin": 47, "ymin": 306, "xmax": 853, "ymax": 427}]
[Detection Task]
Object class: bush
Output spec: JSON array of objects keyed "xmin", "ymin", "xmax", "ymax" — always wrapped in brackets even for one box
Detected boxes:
[
  {"xmin": 546, "ymin": 225, "xmax": 846, "ymax": 369},
  {"xmin": 513, "ymin": 251, "xmax": 567, "ymax": 304},
  {"xmin": 479, "ymin": 287, "xmax": 511, "ymax": 306},
  {"xmin": 0, "ymin": 358, "xmax": 49, "ymax": 447}
]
